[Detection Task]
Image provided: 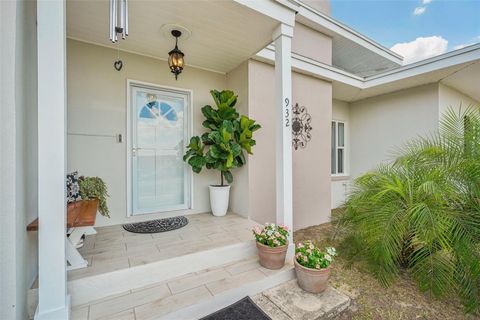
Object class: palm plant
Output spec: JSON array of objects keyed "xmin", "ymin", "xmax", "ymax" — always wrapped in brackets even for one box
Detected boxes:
[{"xmin": 337, "ymin": 106, "xmax": 480, "ymax": 313}]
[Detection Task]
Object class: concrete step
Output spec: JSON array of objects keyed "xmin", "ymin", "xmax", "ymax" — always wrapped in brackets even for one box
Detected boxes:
[
  {"xmin": 70, "ymin": 256, "xmax": 295, "ymax": 320},
  {"xmin": 253, "ymin": 280, "xmax": 351, "ymax": 320},
  {"xmin": 69, "ymin": 240, "xmax": 258, "ymax": 307},
  {"xmin": 28, "ymin": 240, "xmax": 258, "ymax": 318}
]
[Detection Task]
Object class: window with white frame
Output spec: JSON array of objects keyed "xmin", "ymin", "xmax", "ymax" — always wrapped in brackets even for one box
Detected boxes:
[{"xmin": 331, "ymin": 121, "xmax": 346, "ymax": 175}]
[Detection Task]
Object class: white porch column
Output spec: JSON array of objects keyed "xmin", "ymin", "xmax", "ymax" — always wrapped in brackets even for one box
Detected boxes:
[
  {"xmin": 36, "ymin": 0, "xmax": 69, "ymax": 319},
  {"xmin": 273, "ymin": 24, "xmax": 294, "ymax": 241}
]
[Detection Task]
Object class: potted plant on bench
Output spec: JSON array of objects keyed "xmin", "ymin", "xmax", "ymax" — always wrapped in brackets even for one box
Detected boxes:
[
  {"xmin": 183, "ymin": 90, "xmax": 260, "ymax": 216},
  {"xmin": 78, "ymin": 176, "xmax": 110, "ymax": 218}
]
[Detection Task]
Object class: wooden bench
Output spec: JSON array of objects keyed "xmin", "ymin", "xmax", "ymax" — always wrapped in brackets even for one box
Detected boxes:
[{"xmin": 27, "ymin": 199, "xmax": 99, "ymax": 270}]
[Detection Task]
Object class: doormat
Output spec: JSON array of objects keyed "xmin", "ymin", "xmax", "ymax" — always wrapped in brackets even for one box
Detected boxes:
[
  {"xmin": 199, "ymin": 297, "xmax": 271, "ymax": 320},
  {"xmin": 123, "ymin": 216, "xmax": 188, "ymax": 234}
]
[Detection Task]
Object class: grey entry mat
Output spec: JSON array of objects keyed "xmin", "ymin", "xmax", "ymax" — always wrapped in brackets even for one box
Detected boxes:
[
  {"xmin": 199, "ymin": 296, "xmax": 271, "ymax": 320},
  {"xmin": 122, "ymin": 216, "xmax": 188, "ymax": 234}
]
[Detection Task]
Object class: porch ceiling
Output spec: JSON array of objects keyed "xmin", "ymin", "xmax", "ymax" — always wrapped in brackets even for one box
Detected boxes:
[{"xmin": 66, "ymin": 0, "xmax": 280, "ymax": 74}]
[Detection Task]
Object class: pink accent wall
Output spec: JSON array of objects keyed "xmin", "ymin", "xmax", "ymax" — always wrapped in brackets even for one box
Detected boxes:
[
  {"xmin": 248, "ymin": 60, "xmax": 332, "ymax": 230},
  {"xmin": 292, "ymin": 23, "xmax": 332, "ymax": 65},
  {"xmin": 301, "ymin": 0, "xmax": 331, "ymax": 15}
]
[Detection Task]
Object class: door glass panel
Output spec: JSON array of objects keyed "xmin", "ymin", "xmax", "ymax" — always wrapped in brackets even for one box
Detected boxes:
[
  {"xmin": 331, "ymin": 122, "xmax": 336, "ymax": 174},
  {"xmin": 132, "ymin": 85, "xmax": 190, "ymax": 214}
]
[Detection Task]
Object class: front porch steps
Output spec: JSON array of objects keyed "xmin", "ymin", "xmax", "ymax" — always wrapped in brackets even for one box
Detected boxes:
[
  {"xmin": 70, "ymin": 256, "xmax": 295, "ymax": 320},
  {"xmin": 69, "ymin": 240, "xmax": 259, "ymax": 307}
]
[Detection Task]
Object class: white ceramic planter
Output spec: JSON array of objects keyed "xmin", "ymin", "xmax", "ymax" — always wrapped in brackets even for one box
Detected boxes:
[{"xmin": 209, "ymin": 185, "xmax": 231, "ymax": 217}]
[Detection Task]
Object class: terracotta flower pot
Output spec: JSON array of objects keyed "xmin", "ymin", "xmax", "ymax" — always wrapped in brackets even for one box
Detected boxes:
[
  {"xmin": 294, "ymin": 258, "xmax": 331, "ymax": 293},
  {"xmin": 256, "ymin": 242, "xmax": 288, "ymax": 270}
]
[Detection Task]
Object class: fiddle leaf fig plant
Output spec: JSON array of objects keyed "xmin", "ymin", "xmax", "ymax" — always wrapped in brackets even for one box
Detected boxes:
[{"xmin": 184, "ymin": 90, "xmax": 260, "ymax": 186}]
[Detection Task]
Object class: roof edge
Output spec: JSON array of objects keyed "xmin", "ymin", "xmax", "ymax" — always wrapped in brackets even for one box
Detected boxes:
[
  {"xmin": 366, "ymin": 43, "xmax": 480, "ymax": 81},
  {"xmin": 295, "ymin": 2, "xmax": 403, "ymax": 64},
  {"xmin": 254, "ymin": 43, "xmax": 480, "ymax": 91}
]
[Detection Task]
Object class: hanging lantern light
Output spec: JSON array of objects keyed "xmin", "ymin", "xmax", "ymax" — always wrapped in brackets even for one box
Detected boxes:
[
  {"xmin": 109, "ymin": 0, "xmax": 128, "ymax": 43},
  {"xmin": 168, "ymin": 30, "xmax": 185, "ymax": 80}
]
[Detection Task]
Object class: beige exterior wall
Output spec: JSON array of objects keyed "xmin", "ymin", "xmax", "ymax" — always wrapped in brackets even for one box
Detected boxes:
[
  {"xmin": 300, "ymin": 0, "xmax": 331, "ymax": 15},
  {"xmin": 331, "ymin": 99, "xmax": 350, "ymax": 209},
  {"xmin": 349, "ymin": 83, "xmax": 439, "ymax": 178},
  {"xmin": 292, "ymin": 72, "xmax": 332, "ymax": 229},
  {"xmin": 292, "ymin": 23, "xmax": 332, "ymax": 65},
  {"xmin": 226, "ymin": 62, "xmax": 249, "ymax": 218},
  {"xmin": 438, "ymin": 83, "xmax": 480, "ymax": 119},
  {"xmin": 248, "ymin": 60, "xmax": 332, "ymax": 230},
  {"xmin": 67, "ymin": 39, "xmax": 227, "ymax": 226},
  {"xmin": 247, "ymin": 60, "xmax": 277, "ymax": 225}
]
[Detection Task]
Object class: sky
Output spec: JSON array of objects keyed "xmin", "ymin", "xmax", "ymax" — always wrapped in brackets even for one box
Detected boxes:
[{"xmin": 330, "ymin": 0, "xmax": 480, "ymax": 64}]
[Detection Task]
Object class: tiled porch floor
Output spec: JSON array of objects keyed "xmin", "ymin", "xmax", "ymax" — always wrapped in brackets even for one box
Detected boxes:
[
  {"xmin": 69, "ymin": 212, "xmax": 257, "ymax": 281},
  {"xmin": 71, "ymin": 257, "xmax": 293, "ymax": 320}
]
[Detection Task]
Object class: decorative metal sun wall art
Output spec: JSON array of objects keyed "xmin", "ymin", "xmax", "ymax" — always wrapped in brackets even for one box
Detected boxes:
[{"xmin": 291, "ymin": 103, "xmax": 312, "ymax": 150}]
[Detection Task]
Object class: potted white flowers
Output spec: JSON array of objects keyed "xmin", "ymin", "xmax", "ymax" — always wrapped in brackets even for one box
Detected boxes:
[
  {"xmin": 294, "ymin": 240, "xmax": 337, "ymax": 293},
  {"xmin": 252, "ymin": 223, "xmax": 289, "ymax": 269}
]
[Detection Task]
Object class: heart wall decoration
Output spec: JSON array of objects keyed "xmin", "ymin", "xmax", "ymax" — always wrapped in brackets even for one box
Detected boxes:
[{"xmin": 114, "ymin": 59, "xmax": 123, "ymax": 71}]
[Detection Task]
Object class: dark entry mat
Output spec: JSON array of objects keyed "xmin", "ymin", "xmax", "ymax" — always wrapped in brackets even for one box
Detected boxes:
[
  {"xmin": 122, "ymin": 216, "xmax": 188, "ymax": 234},
  {"xmin": 199, "ymin": 296, "xmax": 271, "ymax": 320}
]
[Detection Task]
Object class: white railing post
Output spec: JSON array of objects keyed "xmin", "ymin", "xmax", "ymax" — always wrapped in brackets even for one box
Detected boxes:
[
  {"xmin": 36, "ymin": 0, "xmax": 69, "ymax": 319},
  {"xmin": 273, "ymin": 24, "xmax": 294, "ymax": 243}
]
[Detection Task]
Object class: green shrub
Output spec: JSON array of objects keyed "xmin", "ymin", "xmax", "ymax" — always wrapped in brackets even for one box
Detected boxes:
[
  {"xmin": 337, "ymin": 107, "xmax": 480, "ymax": 313},
  {"xmin": 79, "ymin": 176, "xmax": 110, "ymax": 217}
]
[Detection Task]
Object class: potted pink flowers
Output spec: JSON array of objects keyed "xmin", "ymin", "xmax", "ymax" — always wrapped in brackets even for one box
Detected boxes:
[
  {"xmin": 252, "ymin": 223, "xmax": 289, "ymax": 269},
  {"xmin": 294, "ymin": 240, "xmax": 337, "ymax": 293}
]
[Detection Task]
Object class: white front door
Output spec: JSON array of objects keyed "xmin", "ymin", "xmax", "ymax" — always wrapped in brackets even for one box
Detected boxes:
[{"xmin": 129, "ymin": 82, "xmax": 191, "ymax": 215}]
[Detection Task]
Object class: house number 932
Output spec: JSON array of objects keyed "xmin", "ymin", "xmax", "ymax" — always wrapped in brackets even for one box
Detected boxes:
[{"xmin": 284, "ymin": 97, "xmax": 290, "ymax": 127}]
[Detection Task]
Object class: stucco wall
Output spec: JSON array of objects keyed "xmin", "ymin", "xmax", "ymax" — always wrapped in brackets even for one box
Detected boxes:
[
  {"xmin": 438, "ymin": 83, "xmax": 480, "ymax": 119},
  {"xmin": 300, "ymin": 0, "xmax": 331, "ymax": 15},
  {"xmin": 331, "ymin": 99, "xmax": 350, "ymax": 209},
  {"xmin": 292, "ymin": 23, "xmax": 332, "ymax": 65},
  {"xmin": 248, "ymin": 61, "xmax": 276, "ymax": 225},
  {"xmin": 248, "ymin": 60, "xmax": 332, "ymax": 230},
  {"xmin": 350, "ymin": 83, "xmax": 439, "ymax": 178},
  {"xmin": 226, "ymin": 61, "xmax": 249, "ymax": 218},
  {"xmin": 67, "ymin": 39, "xmax": 227, "ymax": 226}
]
